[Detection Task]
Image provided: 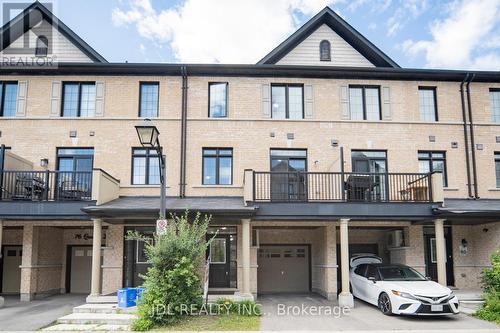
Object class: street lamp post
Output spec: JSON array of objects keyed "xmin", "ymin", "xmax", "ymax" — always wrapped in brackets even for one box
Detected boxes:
[{"xmin": 135, "ymin": 119, "xmax": 167, "ymax": 218}]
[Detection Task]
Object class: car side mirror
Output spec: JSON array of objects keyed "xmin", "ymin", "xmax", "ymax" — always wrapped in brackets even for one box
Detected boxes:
[
  {"xmin": 368, "ymin": 276, "xmax": 377, "ymax": 283},
  {"xmin": 425, "ymin": 276, "xmax": 432, "ymax": 280}
]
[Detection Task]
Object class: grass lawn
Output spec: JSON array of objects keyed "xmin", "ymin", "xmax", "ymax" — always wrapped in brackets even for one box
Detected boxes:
[{"xmin": 153, "ymin": 314, "xmax": 260, "ymax": 331}]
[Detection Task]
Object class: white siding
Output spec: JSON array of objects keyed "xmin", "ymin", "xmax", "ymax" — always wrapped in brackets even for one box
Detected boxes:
[
  {"xmin": 0, "ymin": 19, "xmax": 94, "ymax": 63},
  {"xmin": 277, "ymin": 24, "xmax": 375, "ymax": 67}
]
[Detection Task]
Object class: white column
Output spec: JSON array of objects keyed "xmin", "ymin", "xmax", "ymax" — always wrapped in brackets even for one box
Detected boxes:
[
  {"xmin": 434, "ymin": 219, "xmax": 447, "ymax": 286},
  {"xmin": 241, "ymin": 219, "xmax": 252, "ymax": 298},
  {"xmin": 338, "ymin": 218, "xmax": 354, "ymax": 307},
  {"xmin": 90, "ymin": 218, "xmax": 102, "ymax": 296}
]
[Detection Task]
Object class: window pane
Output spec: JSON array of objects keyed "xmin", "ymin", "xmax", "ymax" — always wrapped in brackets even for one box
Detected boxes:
[
  {"xmin": 80, "ymin": 84, "xmax": 96, "ymax": 117},
  {"xmin": 419, "ymin": 160, "xmax": 430, "ymax": 173},
  {"xmin": 133, "ymin": 149, "xmax": 147, "ymax": 155},
  {"xmin": 419, "ymin": 89, "xmax": 437, "ymax": 121},
  {"xmin": 219, "ymin": 156, "xmax": 232, "ymax": 185},
  {"xmin": 58, "ymin": 148, "xmax": 94, "ymax": 156},
  {"xmin": 133, "ymin": 157, "xmax": 146, "ymax": 185},
  {"xmin": 365, "ymin": 88, "xmax": 380, "ymax": 120},
  {"xmin": 218, "ymin": 149, "xmax": 232, "ymax": 156},
  {"xmin": 352, "ymin": 151, "xmax": 386, "ymax": 159},
  {"xmin": 288, "ymin": 86, "xmax": 303, "ymax": 119},
  {"xmin": 203, "ymin": 157, "xmax": 217, "ymax": 185},
  {"xmin": 271, "ymin": 149, "xmax": 307, "ymax": 157},
  {"xmin": 491, "ymin": 91, "xmax": 500, "ymax": 123},
  {"xmin": 62, "ymin": 84, "xmax": 79, "ymax": 117},
  {"xmin": 210, "ymin": 239, "xmax": 226, "ymax": 263},
  {"xmin": 209, "ymin": 83, "xmax": 227, "ymax": 118},
  {"xmin": 349, "ymin": 87, "xmax": 363, "ymax": 120},
  {"xmin": 418, "ymin": 152, "xmax": 430, "ymax": 159},
  {"xmin": 203, "ymin": 149, "xmax": 217, "ymax": 156},
  {"xmin": 271, "ymin": 86, "xmax": 286, "ymax": 119},
  {"xmin": 2, "ymin": 83, "xmax": 18, "ymax": 117},
  {"xmin": 140, "ymin": 83, "xmax": 159, "ymax": 118},
  {"xmin": 148, "ymin": 156, "xmax": 160, "ymax": 185}
]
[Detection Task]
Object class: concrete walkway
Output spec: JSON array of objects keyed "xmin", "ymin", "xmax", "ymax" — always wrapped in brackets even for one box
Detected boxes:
[
  {"xmin": 258, "ymin": 294, "xmax": 500, "ymax": 331},
  {"xmin": 0, "ymin": 294, "xmax": 86, "ymax": 331}
]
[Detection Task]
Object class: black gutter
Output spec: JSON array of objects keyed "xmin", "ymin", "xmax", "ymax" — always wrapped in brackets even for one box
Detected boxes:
[
  {"xmin": 0, "ymin": 63, "xmax": 499, "ymax": 82},
  {"xmin": 179, "ymin": 66, "xmax": 188, "ymax": 198},
  {"xmin": 460, "ymin": 73, "xmax": 473, "ymax": 198},
  {"xmin": 466, "ymin": 74, "xmax": 479, "ymax": 198}
]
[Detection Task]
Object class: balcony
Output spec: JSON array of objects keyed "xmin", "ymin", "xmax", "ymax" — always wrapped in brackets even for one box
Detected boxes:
[
  {"xmin": 245, "ymin": 170, "xmax": 443, "ymax": 204},
  {"xmin": 0, "ymin": 170, "xmax": 93, "ymax": 201}
]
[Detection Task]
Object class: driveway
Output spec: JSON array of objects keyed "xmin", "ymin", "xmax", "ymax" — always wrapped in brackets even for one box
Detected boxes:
[
  {"xmin": 259, "ymin": 294, "xmax": 500, "ymax": 331},
  {"xmin": 0, "ymin": 294, "xmax": 86, "ymax": 331}
]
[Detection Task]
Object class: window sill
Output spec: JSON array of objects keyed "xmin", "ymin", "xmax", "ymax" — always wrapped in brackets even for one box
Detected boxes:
[
  {"xmin": 192, "ymin": 185, "xmax": 243, "ymax": 189},
  {"xmin": 443, "ymin": 187, "xmax": 459, "ymax": 191},
  {"xmin": 488, "ymin": 188, "xmax": 500, "ymax": 191}
]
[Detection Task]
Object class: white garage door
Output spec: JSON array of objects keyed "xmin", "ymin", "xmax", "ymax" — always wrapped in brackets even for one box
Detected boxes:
[{"xmin": 257, "ymin": 245, "xmax": 309, "ymax": 293}]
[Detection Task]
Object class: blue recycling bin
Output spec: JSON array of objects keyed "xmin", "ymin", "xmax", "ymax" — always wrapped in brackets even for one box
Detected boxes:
[
  {"xmin": 137, "ymin": 287, "xmax": 146, "ymax": 303},
  {"xmin": 117, "ymin": 288, "xmax": 137, "ymax": 308}
]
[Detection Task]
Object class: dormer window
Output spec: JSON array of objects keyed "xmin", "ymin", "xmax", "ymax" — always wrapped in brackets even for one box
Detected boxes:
[
  {"xmin": 35, "ymin": 35, "xmax": 48, "ymax": 57},
  {"xmin": 319, "ymin": 40, "xmax": 331, "ymax": 61}
]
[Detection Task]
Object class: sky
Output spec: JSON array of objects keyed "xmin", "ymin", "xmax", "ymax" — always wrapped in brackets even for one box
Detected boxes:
[{"xmin": 12, "ymin": 0, "xmax": 500, "ymax": 69}]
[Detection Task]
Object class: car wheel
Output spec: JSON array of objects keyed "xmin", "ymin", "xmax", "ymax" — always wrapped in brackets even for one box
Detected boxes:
[{"xmin": 378, "ymin": 293, "xmax": 393, "ymax": 316}]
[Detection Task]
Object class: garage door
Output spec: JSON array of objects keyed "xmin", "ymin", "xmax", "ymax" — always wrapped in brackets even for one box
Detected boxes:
[{"xmin": 258, "ymin": 245, "xmax": 309, "ymax": 293}]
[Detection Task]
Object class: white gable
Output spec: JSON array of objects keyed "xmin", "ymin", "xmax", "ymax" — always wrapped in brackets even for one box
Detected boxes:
[
  {"xmin": 277, "ymin": 24, "xmax": 375, "ymax": 67},
  {"xmin": 1, "ymin": 19, "xmax": 94, "ymax": 63}
]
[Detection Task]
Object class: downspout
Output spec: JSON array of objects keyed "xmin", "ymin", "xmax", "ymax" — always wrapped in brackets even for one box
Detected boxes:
[
  {"xmin": 466, "ymin": 73, "xmax": 479, "ymax": 198},
  {"xmin": 179, "ymin": 66, "xmax": 188, "ymax": 198},
  {"xmin": 460, "ymin": 73, "xmax": 473, "ymax": 198}
]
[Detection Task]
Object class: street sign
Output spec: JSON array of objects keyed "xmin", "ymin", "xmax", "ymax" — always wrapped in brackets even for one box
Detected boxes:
[{"xmin": 156, "ymin": 219, "xmax": 168, "ymax": 235}]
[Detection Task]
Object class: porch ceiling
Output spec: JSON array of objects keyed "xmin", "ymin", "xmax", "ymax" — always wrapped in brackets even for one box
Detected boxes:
[
  {"xmin": 254, "ymin": 202, "xmax": 437, "ymax": 221},
  {"xmin": 0, "ymin": 201, "xmax": 95, "ymax": 220},
  {"xmin": 432, "ymin": 198, "xmax": 500, "ymax": 224},
  {"xmin": 81, "ymin": 196, "xmax": 256, "ymax": 221}
]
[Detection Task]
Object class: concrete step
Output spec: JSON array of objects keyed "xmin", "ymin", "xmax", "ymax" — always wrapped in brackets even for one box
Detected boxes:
[
  {"xmin": 43, "ymin": 324, "xmax": 100, "ymax": 331},
  {"xmin": 86, "ymin": 295, "xmax": 118, "ymax": 304},
  {"xmin": 73, "ymin": 303, "xmax": 136, "ymax": 314},
  {"xmin": 57, "ymin": 313, "xmax": 137, "ymax": 325},
  {"xmin": 43, "ymin": 323, "xmax": 130, "ymax": 331}
]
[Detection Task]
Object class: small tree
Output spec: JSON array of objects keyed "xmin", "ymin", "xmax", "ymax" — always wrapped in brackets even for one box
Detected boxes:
[
  {"xmin": 476, "ymin": 250, "xmax": 500, "ymax": 324},
  {"xmin": 130, "ymin": 212, "xmax": 211, "ymax": 331}
]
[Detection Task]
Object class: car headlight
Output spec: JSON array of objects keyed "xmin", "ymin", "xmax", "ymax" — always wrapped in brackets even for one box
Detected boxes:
[
  {"xmin": 391, "ymin": 290, "xmax": 417, "ymax": 300},
  {"xmin": 447, "ymin": 291, "xmax": 456, "ymax": 300}
]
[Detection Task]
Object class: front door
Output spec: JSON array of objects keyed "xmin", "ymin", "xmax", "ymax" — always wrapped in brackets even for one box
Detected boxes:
[
  {"xmin": 209, "ymin": 235, "xmax": 231, "ymax": 288},
  {"xmin": 57, "ymin": 148, "xmax": 94, "ymax": 200},
  {"xmin": 270, "ymin": 149, "xmax": 307, "ymax": 202},
  {"xmin": 424, "ymin": 227, "xmax": 454, "ymax": 286},
  {"xmin": 351, "ymin": 150, "xmax": 388, "ymax": 201},
  {"xmin": 69, "ymin": 246, "xmax": 92, "ymax": 293},
  {"xmin": 1, "ymin": 246, "xmax": 22, "ymax": 293}
]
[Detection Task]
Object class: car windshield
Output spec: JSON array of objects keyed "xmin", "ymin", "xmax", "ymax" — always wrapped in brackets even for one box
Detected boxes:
[{"xmin": 378, "ymin": 266, "xmax": 426, "ymax": 281}]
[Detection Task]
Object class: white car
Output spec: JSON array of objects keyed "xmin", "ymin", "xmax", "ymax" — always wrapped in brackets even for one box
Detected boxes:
[{"xmin": 349, "ymin": 254, "xmax": 459, "ymax": 316}]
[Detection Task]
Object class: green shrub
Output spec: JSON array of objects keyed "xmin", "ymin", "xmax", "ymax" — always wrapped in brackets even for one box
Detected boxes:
[
  {"xmin": 476, "ymin": 292, "xmax": 500, "ymax": 324},
  {"xmin": 475, "ymin": 250, "xmax": 500, "ymax": 324},
  {"xmin": 482, "ymin": 251, "xmax": 500, "ymax": 293},
  {"xmin": 129, "ymin": 212, "xmax": 211, "ymax": 331}
]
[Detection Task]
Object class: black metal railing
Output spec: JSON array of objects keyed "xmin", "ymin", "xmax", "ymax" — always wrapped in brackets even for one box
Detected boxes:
[
  {"xmin": 0, "ymin": 170, "xmax": 93, "ymax": 201},
  {"xmin": 253, "ymin": 171, "xmax": 433, "ymax": 203}
]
